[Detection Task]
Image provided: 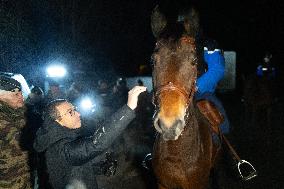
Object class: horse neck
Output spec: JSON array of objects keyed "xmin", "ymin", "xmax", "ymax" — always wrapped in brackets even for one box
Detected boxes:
[
  {"xmin": 186, "ymin": 101, "xmax": 212, "ymax": 138},
  {"xmin": 183, "ymin": 102, "xmax": 201, "ymax": 139}
]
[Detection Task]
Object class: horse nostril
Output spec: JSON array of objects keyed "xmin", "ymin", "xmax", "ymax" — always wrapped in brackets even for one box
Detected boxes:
[
  {"xmin": 174, "ymin": 120, "xmax": 183, "ymax": 129},
  {"xmin": 154, "ymin": 118, "xmax": 163, "ymax": 133},
  {"xmin": 173, "ymin": 119, "xmax": 184, "ymax": 133}
]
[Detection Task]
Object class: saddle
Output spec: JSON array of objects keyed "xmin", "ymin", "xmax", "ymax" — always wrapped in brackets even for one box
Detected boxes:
[{"xmin": 196, "ymin": 100, "xmax": 224, "ymax": 134}]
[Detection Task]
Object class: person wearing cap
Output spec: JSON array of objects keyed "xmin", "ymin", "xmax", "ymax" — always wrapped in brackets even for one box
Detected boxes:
[
  {"xmin": 45, "ymin": 82, "xmax": 66, "ymax": 104},
  {"xmin": 0, "ymin": 75, "xmax": 32, "ymax": 188},
  {"xmin": 256, "ymin": 51, "xmax": 276, "ymax": 78},
  {"xmin": 33, "ymin": 86, "xmax": 146, "ymax": 189},
  {"xmin": 26, "ymin": 86, "xmax": 45, "ymax": 117}
]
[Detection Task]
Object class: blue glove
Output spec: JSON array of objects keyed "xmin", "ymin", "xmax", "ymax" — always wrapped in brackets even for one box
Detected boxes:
[{"xmin": 204, "ymin": 39, "xmax": 220, "ymax": 51}]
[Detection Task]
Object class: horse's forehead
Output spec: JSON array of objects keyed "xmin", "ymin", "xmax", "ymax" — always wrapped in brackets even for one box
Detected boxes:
[{"xmin": 156, "ymin": 39, "xmax": 195, "ymax": 55}]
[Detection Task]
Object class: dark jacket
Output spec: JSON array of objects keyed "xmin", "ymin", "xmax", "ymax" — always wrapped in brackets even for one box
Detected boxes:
[{"xmin": 33, "ymin": 105, "xmax": 135, "ymax": 189}]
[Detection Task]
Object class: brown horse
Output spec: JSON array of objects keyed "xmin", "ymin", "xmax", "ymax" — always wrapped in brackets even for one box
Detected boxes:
[
  {"xmin": 151, "ymin": 6, "xmax": 220, "ymax": 189},
  {"xmin": 243, "ymin": 73, "xmax": 277, "ymax": 145}
]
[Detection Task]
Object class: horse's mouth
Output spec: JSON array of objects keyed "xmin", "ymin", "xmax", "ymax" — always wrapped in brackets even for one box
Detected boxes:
[
  {"xmin": 154, "ymin": 118, "xmax": 185, "ymax": 141},
  {"xmin": 162, "ymin": 127, "xmax": 184, "ymax": 141}
]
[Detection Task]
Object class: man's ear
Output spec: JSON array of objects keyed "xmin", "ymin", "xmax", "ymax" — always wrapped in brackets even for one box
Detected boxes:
[
  {"xmin": 55, "ymin": 117, "xmax": 63, "ymax": 126},
  {"xmin": 54, "ymin": 105, "xmax": 63, "ymax": 126}
]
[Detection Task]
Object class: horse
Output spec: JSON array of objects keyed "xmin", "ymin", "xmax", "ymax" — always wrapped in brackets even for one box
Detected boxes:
[
  {"xmin": 242, "ymin": 73, "xmax": 277, "ymax": 145},
  {"xmin": 150, "ymin": 6, "xmax": 221, "ymax": 189}
]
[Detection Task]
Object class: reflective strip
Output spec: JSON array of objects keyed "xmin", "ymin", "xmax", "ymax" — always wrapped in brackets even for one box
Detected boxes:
[{"xmin": 204, "ymin": 47, "xmax": 221, "ymax": 54}]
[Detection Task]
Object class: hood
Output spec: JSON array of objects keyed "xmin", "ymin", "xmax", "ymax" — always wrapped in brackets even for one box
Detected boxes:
[{"xmin": 33, "ymin": 118, "xmax": 79, "ymax": 152}]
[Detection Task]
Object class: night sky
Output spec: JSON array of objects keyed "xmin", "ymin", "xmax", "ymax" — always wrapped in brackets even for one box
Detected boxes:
[{"xmin": 1, "ymin": 0, "xmax": 284, "ymax": 85}]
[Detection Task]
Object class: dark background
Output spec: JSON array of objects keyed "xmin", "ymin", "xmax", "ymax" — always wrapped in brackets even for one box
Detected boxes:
[{"xmin": 0, "ymin": 0, "xmax": 283, "ymax": 86}]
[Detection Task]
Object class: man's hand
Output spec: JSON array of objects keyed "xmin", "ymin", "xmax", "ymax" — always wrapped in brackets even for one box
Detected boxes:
[{"xmin": 127, "ymin": 86, "xmax": 147, "ymax": 110}]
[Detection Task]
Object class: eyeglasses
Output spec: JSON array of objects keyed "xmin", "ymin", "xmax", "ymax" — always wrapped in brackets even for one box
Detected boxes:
[
  {"xmin": 10, "ymin": 88, "xmax": 21, "ymax": 92},
  {"xmin": 62, "ymin": 107, "xmax": 77, "ymax": 117}
]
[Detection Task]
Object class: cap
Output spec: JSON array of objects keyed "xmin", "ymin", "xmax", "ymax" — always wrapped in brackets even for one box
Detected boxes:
[{"xmin": 0, "ymin": 75, "xmax": 21, "ymax": 91}]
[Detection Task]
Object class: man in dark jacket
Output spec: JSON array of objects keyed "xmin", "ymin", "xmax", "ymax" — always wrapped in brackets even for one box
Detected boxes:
[{"xmin": 33, "ymin": 86, "xmax": 146, "ymax": 189}]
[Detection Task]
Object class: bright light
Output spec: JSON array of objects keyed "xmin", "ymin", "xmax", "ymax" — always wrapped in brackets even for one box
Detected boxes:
[
  {"xmin": 46, "ymin": 65, "xmax": 67, "ymax": 78},
  {"xmin": 79, "ymin": 97, "xmax": 96, "ymax": 112},
  {"xmin": 81, "ymin": 98, "xmax": 93, "ymax": 109}
]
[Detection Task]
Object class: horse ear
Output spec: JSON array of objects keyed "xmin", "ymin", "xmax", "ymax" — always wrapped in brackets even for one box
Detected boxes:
[
  {"xmin": 151, "ymin": 5, "xmax": 167, "ymax": 38},
  {"xmin": 180, "ymin": 8, "xmax": 200, "ymax": 37}
]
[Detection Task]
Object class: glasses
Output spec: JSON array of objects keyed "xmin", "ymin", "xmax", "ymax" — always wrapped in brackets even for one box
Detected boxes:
[
  {"xmin": 62, "ymin": 107, "xmax": 77, "ymax": 117},
  {"xmin": 10, "ymin": 88, "xmax": 21, "ymax": 92}
]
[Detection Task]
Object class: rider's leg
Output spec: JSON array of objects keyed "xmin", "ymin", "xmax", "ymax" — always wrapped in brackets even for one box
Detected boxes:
[{"xmin": 195, "ymin": 92, "xmax": 230, "ymax": 134}]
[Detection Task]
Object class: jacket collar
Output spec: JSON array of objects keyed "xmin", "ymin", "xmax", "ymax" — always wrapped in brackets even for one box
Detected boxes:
[{"xmin": 33, "ymin": 118, "xmax": 79, "ymax": 152}]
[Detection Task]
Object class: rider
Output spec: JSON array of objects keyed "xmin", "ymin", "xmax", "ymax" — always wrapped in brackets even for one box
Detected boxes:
[
  {"xmin": 256, "ymin": 51, "xmax": 276, "ymax": 78},
  {"xmin": 195, "ymin": 39, "xmax": 230, "ymax": 135}
]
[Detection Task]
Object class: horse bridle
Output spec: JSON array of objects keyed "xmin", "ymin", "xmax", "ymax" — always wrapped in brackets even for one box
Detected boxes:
[
  {"xmin": 152, "ymin": 80, "xmax": 196, "ymax": 108},
  {"xmin": 152, "ymin": 79, "xmax": 196, "ymax": 134}
]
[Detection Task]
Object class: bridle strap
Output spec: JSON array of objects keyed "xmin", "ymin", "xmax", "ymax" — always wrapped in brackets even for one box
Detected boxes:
[
  {"xmin": 153, "ymin": 79, "xmax": 196, "ymax": 108},
  {"xmin": 156, "ymin": 82, "xmax": 189, "ymax": 100}
]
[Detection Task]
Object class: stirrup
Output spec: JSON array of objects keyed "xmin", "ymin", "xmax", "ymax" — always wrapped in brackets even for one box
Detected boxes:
[{"xmin": 237, "ymin": 160, "xmax": 257, "ymax": 181}]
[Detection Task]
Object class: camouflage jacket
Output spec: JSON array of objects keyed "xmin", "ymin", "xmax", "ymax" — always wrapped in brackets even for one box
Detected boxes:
[{"xmin": 0, "ymin": 102, "xmax": 31, "ymax": 189}]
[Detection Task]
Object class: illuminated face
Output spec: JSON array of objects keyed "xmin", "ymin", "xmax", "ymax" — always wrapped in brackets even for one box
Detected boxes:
[
  {"xmin": 264, "ymin": 57, "xmax": 270, "ymax": 63},
  {"xmin": 56, "ymin": 102, "xmax": 81, "ymax": 129},
  {"xmin": 263, "ymin": 54, "xmax": 272, "ymax": 63},
  {"xmin": 0, "ymin": 88, "xmax": 24, "ymax": 109}
]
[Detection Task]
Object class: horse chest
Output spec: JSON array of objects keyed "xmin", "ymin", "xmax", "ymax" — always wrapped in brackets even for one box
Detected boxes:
[
  {"xmin": 152, "ymin": 123, "xmax": 212, "ymax": 189},
  {"xmin": 153, "ymin": 137, "xmax": 195, "ymax": 180}
]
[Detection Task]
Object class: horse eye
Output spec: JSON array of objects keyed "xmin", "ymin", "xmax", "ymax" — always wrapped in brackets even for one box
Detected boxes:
[{"xmin": 153, "ymin": 48, "xmax": 159, "ymax": 54}]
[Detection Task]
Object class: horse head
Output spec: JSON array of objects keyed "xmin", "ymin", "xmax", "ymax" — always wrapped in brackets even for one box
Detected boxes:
[{"xmin": 151, "ymin": 5, "xmax": 200, "ymax": 141}]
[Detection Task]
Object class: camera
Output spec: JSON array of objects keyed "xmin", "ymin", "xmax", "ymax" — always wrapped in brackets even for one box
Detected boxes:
[{"xmin": 99, "ymin": 152, "xmax": 118, "ymax": 177}]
